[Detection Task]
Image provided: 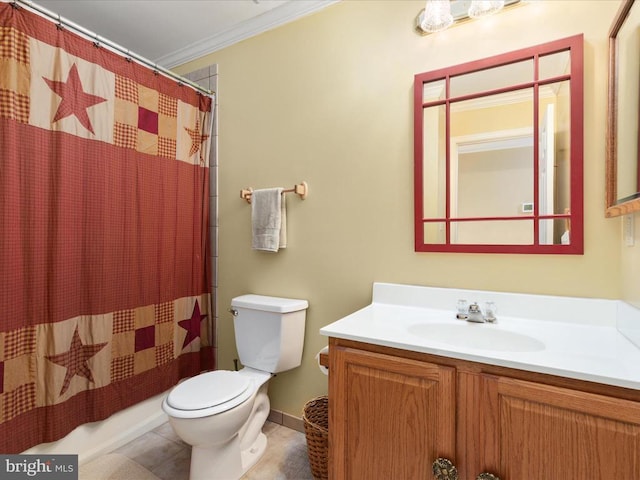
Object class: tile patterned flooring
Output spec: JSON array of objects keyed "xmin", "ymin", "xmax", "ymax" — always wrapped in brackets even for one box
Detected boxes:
[{"xmin": 112, "ymin": 421, "xmax": 314, "ymax": 480}]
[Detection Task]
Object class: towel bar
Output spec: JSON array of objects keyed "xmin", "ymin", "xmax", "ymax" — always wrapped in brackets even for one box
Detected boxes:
[{"xmin": 240, "ymin": 181, "xmax": 308, "ymax": 204}]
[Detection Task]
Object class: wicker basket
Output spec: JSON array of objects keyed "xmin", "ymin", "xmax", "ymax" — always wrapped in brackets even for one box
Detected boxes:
[{"xmin": 303, "ymin": 395, "xmax": 329, "ymax": 480}]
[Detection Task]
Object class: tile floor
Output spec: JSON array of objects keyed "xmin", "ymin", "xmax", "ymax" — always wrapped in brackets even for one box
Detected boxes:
[{"xmin": 112, "ymin": 421, "xmax": 314, "ymax": 480}]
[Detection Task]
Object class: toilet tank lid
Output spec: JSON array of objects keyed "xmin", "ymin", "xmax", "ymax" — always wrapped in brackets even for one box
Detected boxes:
[{"xmin": 231, "ymin": 294, "xmax": 308, "ymax": 313}]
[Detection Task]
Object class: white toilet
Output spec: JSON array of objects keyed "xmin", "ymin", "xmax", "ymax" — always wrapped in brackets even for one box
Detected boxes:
[{"xmin": 162, "ymin": 294, "xmax": 308, "ymax": 480}]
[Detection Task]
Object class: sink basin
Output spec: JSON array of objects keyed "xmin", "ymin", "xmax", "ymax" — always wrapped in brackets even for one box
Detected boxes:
[{"xmin": 407, "ymin": 323, "xmax": 545, "ymax": 352}]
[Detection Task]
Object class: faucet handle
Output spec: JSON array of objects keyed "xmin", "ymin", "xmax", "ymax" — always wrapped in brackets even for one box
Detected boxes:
[
  {"xmin": 456, "ymin": 299, "xmax": 468, "ymax": 319},
  {"xmin": 483, "ymin": 301, "xmax": 497, "ymax": 323}
]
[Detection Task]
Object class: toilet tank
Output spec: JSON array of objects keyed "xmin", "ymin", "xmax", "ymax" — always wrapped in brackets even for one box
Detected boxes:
[{"xmin": 231, "ymin": 294, "xmax": 308, "ymax": 373}]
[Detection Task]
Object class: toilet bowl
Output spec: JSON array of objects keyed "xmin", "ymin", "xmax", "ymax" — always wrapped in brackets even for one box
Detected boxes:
[{"xmin": 162, "ymin": 294, "xmax": 308, "ymax": 480}]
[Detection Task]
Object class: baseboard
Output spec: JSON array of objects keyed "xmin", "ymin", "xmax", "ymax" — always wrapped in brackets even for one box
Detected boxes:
[{"xmin": 267, "ymin": 409, "xmax": 304, "ymax": 433}]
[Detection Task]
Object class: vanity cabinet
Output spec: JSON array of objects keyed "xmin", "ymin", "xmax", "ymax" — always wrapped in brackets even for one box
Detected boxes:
[
  {"xmin": 328, "ymin": 339, "xmax": 640, "ymax": 480},
  {"xmin": 464, "ymin": 372, "xmax": 640, "ymax": 479},
  {"xmin": 330, "ymin": 346, "xmax": 456, "ymax": 479}
]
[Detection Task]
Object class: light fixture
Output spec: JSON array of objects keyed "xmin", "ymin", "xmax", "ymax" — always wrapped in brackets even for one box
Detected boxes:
[
  {"xmin": 468, "ymin": 0, "xmax": 505, "ymax": 18},
  {"xmin": 420, "ymin": 0, "xmax": 454, "ymax": 34},
  {"xmin": 416, "ymin": 0, "xmax": 520, "ymax": 35}
]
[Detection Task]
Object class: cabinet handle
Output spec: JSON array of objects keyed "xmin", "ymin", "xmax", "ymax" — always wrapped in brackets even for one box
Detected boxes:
[
  {"xmin": 432, "ymin": 458, "xmax": 459, "ymax": 480},
  {"xmin": 477, "ymin": 473, "xmax": 500, "ymax": 480}
]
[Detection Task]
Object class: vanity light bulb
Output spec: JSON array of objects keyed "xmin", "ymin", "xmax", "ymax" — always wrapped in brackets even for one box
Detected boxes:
[
  {"xmin": 468, "ymin": 0, "xmax": 505, "ymax": 18},
  {"xmin": 420, "ymin": 0, "xmax": 454, "ymax": 33}
]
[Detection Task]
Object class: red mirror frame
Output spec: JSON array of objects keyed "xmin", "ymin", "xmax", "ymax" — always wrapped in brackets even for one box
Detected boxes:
[{"xmin": 414, "ymin": 35, "xmax": 584, "ymax": 254}]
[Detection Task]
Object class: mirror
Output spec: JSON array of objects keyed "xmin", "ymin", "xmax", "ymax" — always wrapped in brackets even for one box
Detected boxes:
[
  {"xmin": 414, "ymin": 35, "xmax": 584, "ymax": 254},
  {"xmin": 606, "ymin": 0, "xmax": 640, "ymax": 217}
]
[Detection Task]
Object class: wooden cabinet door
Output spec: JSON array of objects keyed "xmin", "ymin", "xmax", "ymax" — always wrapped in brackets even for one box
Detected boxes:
[
  {"xmin": 472, "ymin": 373, "xmax": 640, "ymax": 480},
  {"xmin": 329, "ymin": 346, "xmax": 456, "ymax": 480}
]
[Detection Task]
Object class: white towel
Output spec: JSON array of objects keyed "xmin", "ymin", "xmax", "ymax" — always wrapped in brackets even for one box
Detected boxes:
[{"xmin": 251, "ymin": 188, "xmax": 287, "ymax": 252}]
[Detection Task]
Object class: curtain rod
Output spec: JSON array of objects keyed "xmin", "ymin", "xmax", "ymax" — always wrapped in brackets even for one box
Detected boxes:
[{"xmin": 11, "ymin": 0, "xmax": 214, "ymax": 97}]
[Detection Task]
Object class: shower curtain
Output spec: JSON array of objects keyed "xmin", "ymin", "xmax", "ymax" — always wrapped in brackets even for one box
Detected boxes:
[{"xmin": 0, "ymin": 3, "xmax": 214, "ymax": 452}]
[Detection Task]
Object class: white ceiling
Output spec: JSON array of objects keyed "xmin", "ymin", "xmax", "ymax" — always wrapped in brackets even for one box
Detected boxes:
[{"xmin": 28, "ymin": 0, "xmax": 337, "ymax": 67}]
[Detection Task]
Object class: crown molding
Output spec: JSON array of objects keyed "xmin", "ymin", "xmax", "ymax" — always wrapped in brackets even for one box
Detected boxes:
[
  {"xmin": 156, "ymin": 0, "xmax": 340, "ymax": 68},
  {"xmin": 451, "ymin": 84, "xmax": 558, "ymax": 112},
  {"xmin": 455, "ymin": 129, "xmax": 534, "ymax": 154}
]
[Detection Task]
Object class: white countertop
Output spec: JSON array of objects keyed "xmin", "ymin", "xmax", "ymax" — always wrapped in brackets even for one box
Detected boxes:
[{"xmin": 320, "ymin": 283, "xmax": 640, "ymax": 391}]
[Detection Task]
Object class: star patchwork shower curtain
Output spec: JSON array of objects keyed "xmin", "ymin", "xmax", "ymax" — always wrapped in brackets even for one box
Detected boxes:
[{"xmin": 0, "ymin": 3, "xmax": 214, "ymax": 452}]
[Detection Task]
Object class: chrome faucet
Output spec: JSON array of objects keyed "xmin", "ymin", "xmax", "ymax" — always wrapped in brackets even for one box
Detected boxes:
[
  {"xmin": 467, "ymin": 303, "xmax": 485, "ymax": 323},
  {"xmin": 457, "ymin": 301, "xmax": 498, "ymax": 323}
]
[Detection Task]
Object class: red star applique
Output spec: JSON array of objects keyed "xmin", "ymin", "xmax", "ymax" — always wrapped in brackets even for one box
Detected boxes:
[
  {"xmin": 46, "ymin": 326, "xmax": 107, "ymax": 396},
  {"xmin": 184, "ymin": 122, "xmax": 209, "ymax": 158},
  {"xmin": 43, "ymin": 63, "xmax": 107, "ymax": 134},
  {"xmin": 178, "ymin": 300, "xmax": 207, "ymax": 350}
]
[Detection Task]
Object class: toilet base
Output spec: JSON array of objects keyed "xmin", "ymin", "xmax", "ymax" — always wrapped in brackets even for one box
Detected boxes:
[
  {"xmin": 240, "ymin": 431, "xmax": 267, "ymax": 474},
  {"xmin": 189, "ymin": 433, "xmax": 242, "ymax": 480},
  {"xmin": 188, "ymin": 429, "xmax": 267, "ymax": 480}
]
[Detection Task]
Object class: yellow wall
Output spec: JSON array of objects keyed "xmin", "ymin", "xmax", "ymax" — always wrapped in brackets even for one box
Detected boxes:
[
  {"xmin": 175, "ymin": 0, "xmax": 623, "ymax": 417},
  {"xmin": 622, "ymin": 214, "xmax": 640, "ymax": 307}
]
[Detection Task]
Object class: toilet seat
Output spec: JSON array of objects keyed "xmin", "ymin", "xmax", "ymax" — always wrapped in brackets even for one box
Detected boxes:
[{"xmin": 163, "ymin": 370, "xmax": 256, "ymax": 419}]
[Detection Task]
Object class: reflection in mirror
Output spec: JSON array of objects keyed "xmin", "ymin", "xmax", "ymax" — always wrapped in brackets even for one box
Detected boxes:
[
  {"xmin": 539, "ymin": 50, "xmax": 571, "ymax": 80},
  {"xmin": 606, "ymin": 0, "xmax": 640, "ymax": 216},
  {"xmin": 450, "ymin": 59, "xmax": 534, "ymax": 97},
  {"xmin": 414, "ymin": 35, "xmax": 584, "ymax": 253},
  {"xmin": 455, "ymin": 145, "xmax": 533, "ymax": 245}
]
